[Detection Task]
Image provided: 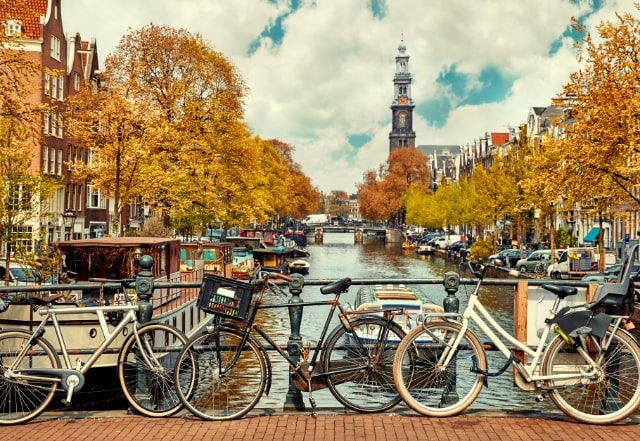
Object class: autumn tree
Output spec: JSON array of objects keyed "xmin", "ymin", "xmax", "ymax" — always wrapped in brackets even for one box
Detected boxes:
[
  {"xmin": 0, "ymin": 9, "xmax": 59, "ymax": 282},
  {"xmin": 268, "ymin": 139, "xmax": 321, "ymax": 220},
  {"xmin": 67, "ymin": 24, "xmax": 290, "ymax": 235},
  {"xmin": 527, "ymin": 8, "xmax": 640, "ymax": 263},
  {"xmin": 357, "ymin": 147, "xmax": 431, "ymax": 222}
]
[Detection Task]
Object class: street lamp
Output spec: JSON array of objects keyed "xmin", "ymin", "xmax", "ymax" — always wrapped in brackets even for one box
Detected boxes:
[{"xmin": 62, "ymin": 209, "xmax": 76, "ymax": 241}]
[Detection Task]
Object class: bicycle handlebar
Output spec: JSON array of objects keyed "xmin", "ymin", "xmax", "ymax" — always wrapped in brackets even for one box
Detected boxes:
[{"xmin": 255, "ymin": 271, "xmax": 294, "ymax": 284}]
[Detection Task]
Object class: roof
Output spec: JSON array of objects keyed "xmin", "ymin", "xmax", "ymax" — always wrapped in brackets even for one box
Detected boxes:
[
  {"xmin": 55, "ymin": 237, "xmax": 181, "ymax": 248},
  {"xmin": 0, "ymin": 0, "xmax": 49, "ymax": 40}
]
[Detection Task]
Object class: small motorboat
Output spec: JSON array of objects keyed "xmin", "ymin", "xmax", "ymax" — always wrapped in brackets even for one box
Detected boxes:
[
  {"xmin": 349, "ymin": 284, "xmax": 443, "ymax": 343},
  {"xmin": 415, "ymin": 244, "xmax": 434, "ymax": 255},
  {"xmin": 288, "ymin": 259, "xmax": 310, "ymax": 275}
]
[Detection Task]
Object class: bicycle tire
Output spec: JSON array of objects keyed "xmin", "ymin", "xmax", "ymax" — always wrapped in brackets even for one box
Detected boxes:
[
  {"xmin": 0, "ymin": 330, "xmax": 61, "ymax": 425},
  {"xmin": 118, "ymin": 322, "xmax": 188, "ymax": 417},
  {"xmin": 393, "ymin": 320, "xmax": 486, "ymax": 417},
  {"xmin": 323, "ymin": 316, "xmax": 405, "ymax": 413},
  {"xmin": 542, "ymin": 328, "xmax": 640, "ymax": 424},
  {"xmin": 174, "ymin": 326, "xmax": 268, "ymax": 420}
]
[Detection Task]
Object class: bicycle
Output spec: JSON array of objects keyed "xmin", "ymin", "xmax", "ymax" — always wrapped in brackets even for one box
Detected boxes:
[
  {"xmin": 0, "ymin": 279, "xmax": 190, "ymax": 425},
  {"xmin": 393, "ymin": 245, "xmax": 640, "ymax": 424},
  {"xmin": 173, "ymin": 272, "xmax": 407, "ymax": 420},
  {"xmin": 534, "ymin": 259, "xmax": 550, "ymax": 276}
]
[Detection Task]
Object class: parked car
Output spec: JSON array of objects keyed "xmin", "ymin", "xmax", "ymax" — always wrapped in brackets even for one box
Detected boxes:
[
  {"xmin": 515, "ymin": 249, "xmax": 560, "ymax": 273},
  {"xmin": 432, "ymin": 237, "xmax": 448, "ymax": 249},
  {"xmin": 488, "ymin": 249, "xmax": 511, "ymax": 265},
  {"xmin": 446, "ymin": 241, "xmax": 467, "ymax": 254},
  {"xmin": 488, "ymin": 249, "xmax": 531, "ymax": 267},
  {"xmin": 581, "ymin": 263, "xmax": 640, "ymax": 284}
]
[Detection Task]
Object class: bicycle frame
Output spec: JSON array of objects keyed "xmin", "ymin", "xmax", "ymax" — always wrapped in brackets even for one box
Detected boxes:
[
  {"xmin": 6, "ymin": 303, "xmax": 154, "ymax": 395},
  {"xmin": 426, "ymin": 288, "xmax": 624, "ymax": 386}
]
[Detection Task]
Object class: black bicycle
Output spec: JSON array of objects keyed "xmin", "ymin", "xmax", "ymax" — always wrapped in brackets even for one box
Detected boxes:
[{"xmin": 173, "ymin": 271, "xmax": 407, "ymax": 420}]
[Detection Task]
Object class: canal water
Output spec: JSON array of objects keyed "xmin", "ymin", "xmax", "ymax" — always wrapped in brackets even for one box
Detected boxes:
[{"xmin": 255, "ymin": 233, "xmax": 558, "ymax": 413}]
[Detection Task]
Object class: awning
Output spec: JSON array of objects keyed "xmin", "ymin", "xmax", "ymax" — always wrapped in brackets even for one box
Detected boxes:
[{"xmin": 583, "ymin": 227, "xmax": 600, "ymax": 243}]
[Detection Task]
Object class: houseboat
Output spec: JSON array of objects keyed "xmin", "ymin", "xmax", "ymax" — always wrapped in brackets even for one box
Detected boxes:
[
  {"xmin": 227, "ymin": 229, "xmax": 298, "ymax": 274},
  {"xmin": 0, "ymin": 237, "xmax": 211, "ymax": 370},
  {"xmin": 179, "ymin": 240, "xmax": 234, "ymax": 276}
]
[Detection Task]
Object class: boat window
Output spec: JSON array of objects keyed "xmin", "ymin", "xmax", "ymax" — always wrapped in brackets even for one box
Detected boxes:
[{"xmin": 203, "ymin": 250, "xmax": 217, "ymax": 260}]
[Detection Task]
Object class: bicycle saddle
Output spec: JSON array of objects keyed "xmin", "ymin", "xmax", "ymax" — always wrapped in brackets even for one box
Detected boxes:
[
  {"xmin": 541, "ymin": 284, "xmax": 578, "ymax": 299},
  {"xmin": 320, "ymin": 278, "xmax": 352, "ymax": 295}
]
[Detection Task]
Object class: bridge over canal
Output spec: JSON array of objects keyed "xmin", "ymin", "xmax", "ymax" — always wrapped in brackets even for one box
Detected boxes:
[{"xmin": 306, "ymin": 226, "xmax": 403, "ymax": 243}]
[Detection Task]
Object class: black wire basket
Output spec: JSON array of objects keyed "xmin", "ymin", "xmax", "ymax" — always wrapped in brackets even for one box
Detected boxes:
[{"xmin": 197, "ymin": 275, "xmax": 255, "ymax": 322}]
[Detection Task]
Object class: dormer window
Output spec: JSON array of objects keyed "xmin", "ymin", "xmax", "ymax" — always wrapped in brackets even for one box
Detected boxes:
[{"xmin": 4, "ymin": 19, "xmax": 23, "ymax": 37}]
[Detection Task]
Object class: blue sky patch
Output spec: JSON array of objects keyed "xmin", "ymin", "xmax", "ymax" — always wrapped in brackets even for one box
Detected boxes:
[
  {"xmin": 368, "ymin": 0, "xmax": 387, "ymax": 19},
  {"xmin": 247, "ymin": 0, "xmax": 304, "ymax": 55},
  {"xmin": 348, "ymin": 133, "xmax": 372, "ymax": 148}
]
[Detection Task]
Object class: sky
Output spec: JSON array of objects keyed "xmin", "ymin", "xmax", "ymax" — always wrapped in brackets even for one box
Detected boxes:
[{"xmin": 61, "ymin": 0, "xmax": 633, "ymax": 195}]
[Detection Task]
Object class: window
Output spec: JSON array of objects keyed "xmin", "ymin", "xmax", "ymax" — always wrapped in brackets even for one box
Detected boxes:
[
  {"xmin": 44, "ymin": 72, "xmax": 50, "ymax": 96},
  {"xmin": 74, "ymin": 72, "xmax": 80, "ymax": 91},
  {"xmin": 56, "ymin": 149, "xmax": 62, "ymax": 175},
  {"xmin": 56, "ymin": 112, "xmax": 63, "ymax": 137},
  {"xmin": 42, "ymin": 146, "xmax": 49, "ymax": 173},
  {"xmin": 49, "ymin": 147, "xmax": 55, "ymax": 174},
  {"xmin": 57, "ymin": 77, "xmax": 63, "ymax": 101},
  {"xmin": 51, "ymin": 75, "xmax": 57, "ymax": 99},
  {"xmin": 10, "ymin": 226, "xmax": 33, "ymax": 255},
  {"xmin": 50, "ymin": 35, "xmax": 60, "ymax": 60},
  {"xmin": 87, "ymin": 185, "xmax": 106, "ymax": 209},
  {"xmin": 4, "ymin": 19, "xmax": 22, "ymax": 37},
  {"xmin": 43, "ymin": 112, "xmax": 50, "ymax": 134}
]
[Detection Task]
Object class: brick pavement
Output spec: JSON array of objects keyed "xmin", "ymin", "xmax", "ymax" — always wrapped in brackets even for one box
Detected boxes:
[{"xmin": 5, "ymin": 409, "xmax": 640, "ymax": 441}]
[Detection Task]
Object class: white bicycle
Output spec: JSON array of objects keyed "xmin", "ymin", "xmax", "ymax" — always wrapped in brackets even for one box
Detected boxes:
[
  {"xmin": 393, "ymin": 247, "xmax": 640, "ymax": 424},
  {"xmin": 0, "ymin": 279, "xmax": 190, "ymax": 425}
]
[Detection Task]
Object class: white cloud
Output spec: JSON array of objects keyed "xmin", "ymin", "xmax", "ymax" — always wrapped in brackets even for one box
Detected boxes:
[{"xmin": 62, "ymin": 0, "xmax": 636, "ymax": 195}]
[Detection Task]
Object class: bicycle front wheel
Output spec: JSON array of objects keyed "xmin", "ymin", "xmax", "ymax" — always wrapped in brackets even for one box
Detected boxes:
[
  {"xmin": 118, "ymin": 322, "xmax": 188, "ymax": 417},
  {"xmin": 0, "ymin": 330, "xmax": 61, "ymax": 425},
  {"xmin": 393, "ymin": 320, "xmax": 486, "ymax": 417},
  {"xmin": 323, "ymin": 317, "xmax": 405, "ymax": 412},
  {"xmin": 174, "ymin": 326, "xmax": 268, "ymax": 420},
  {"xmin": 542, "ymin": 328, "xmax": 640, "ymax": 424}
]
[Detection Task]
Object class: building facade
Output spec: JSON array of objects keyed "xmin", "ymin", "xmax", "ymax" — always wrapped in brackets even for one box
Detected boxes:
[{"xmin": 0, "ymin": 0, "xmax": 102, "ymax": 256}]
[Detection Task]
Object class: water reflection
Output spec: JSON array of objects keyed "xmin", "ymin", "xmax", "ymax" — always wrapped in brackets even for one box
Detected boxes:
[{"xmin": 255, "ymin": 233, "xmax": 557, "ymax": 412}]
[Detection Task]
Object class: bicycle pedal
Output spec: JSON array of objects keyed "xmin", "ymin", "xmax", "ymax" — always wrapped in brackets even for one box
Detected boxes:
[{"xmin": 60, "ymin": 399, "xmax": 72, "ymax": 407}]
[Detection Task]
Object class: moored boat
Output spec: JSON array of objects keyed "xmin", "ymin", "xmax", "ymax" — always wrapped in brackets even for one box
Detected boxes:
[
  {"xmin": 0, "ymin": 237, "xmax": 211, "ymax": 369},
  {"xmin": 351, "ymin": 284, "xmax": 443, "ymax": 342},
  {"xmin": 415, "ymin": 244, "xmax": 434, "ymax": 255},
  {"xmin": 288, "ymin": 258, "xmax": 310, "ymax": 275}
]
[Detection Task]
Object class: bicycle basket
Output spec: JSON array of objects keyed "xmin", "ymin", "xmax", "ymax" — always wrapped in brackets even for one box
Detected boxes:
[{"xmin": 197, "ymin": 275, "xmax": 255, "ymax": 322}]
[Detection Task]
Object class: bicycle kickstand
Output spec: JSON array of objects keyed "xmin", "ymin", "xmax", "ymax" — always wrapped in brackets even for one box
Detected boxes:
[{"xmin": 307, "ymin": 381, "xmax": 317, "ymax": 418}]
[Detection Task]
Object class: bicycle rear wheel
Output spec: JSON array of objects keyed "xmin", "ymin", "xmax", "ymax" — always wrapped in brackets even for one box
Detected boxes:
[
  {"xmin": 0, "ymin": 330, "xmax": 60, "ymax": 425},
  {"xmin": 118, "ymin": 322, "xmax": 188, "ymax": 417},
  {"xmin": 174, "ymin": 326, "xmax": 267, "ymax": 420},
  {"xmin": 323, "ymin": 317, "xmax": 405, "ymax": 412},
  {"xmin": 543, "ymin": 328, "xmax": 640, "ymax": 424},
  {"xmin": 393, "ymin": 320, "xmax": 486, "ymax": 417}
]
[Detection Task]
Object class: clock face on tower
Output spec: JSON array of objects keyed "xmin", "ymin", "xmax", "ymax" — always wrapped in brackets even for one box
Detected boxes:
[{"xmin": 399, "ymin": 95, "xmax": 408, "ymax": 104}]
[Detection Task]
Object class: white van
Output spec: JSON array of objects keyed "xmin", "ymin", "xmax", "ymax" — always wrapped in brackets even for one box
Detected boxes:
[
  {"xmin": 302, "ymin": 214, "xmax": 330, "ymax": 227},
  {"xmin": 547, "ymin": 247, "xmax": 611, "ymax": 279}
]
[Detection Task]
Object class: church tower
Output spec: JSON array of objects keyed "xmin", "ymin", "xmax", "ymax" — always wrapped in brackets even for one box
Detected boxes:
[{"xmin": 389, "ymin": 39, "xmax": 416, "ymax": 152}]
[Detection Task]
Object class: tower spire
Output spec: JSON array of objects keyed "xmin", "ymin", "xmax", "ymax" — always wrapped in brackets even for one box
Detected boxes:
[{"xmin": 389, "ymin": 38, "xmax": 415, "ymax": 152}]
